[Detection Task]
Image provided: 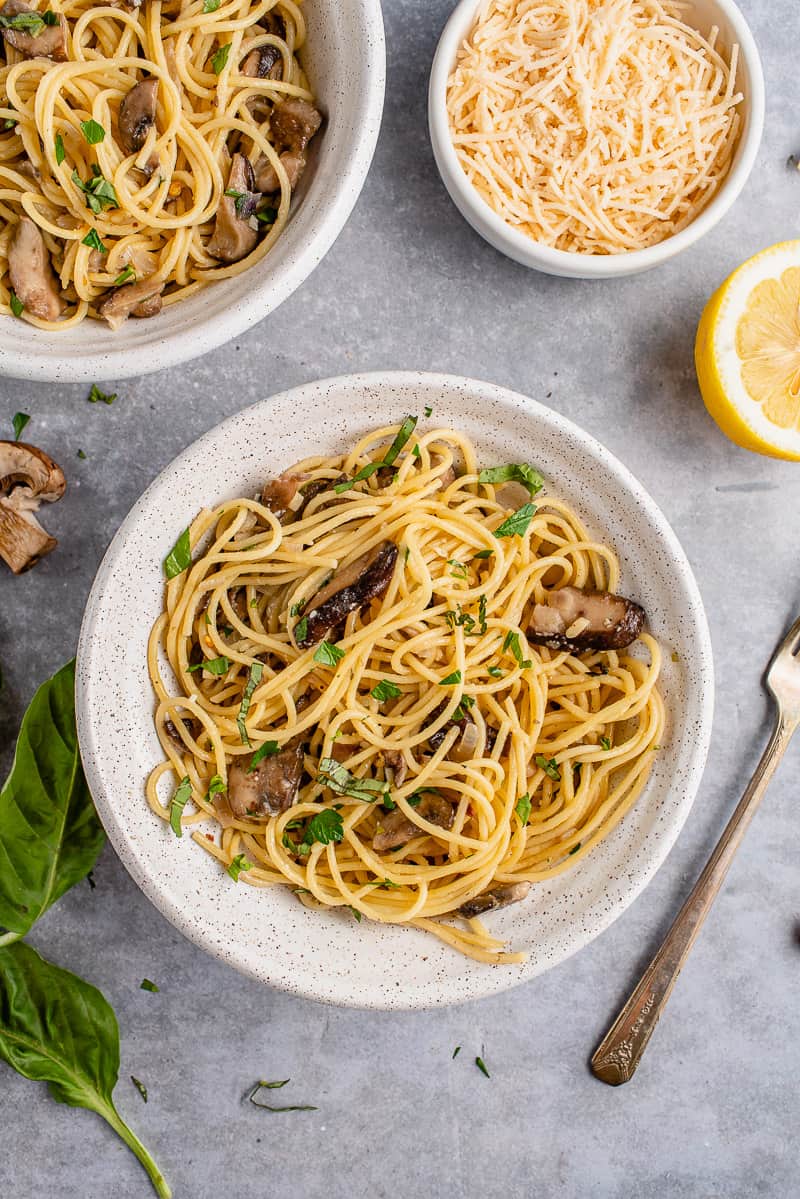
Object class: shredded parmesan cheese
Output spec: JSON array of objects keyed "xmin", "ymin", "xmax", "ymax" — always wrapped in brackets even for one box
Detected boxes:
[{"xmin": 446, "ymin": 0, "xmax": 743, "ymax": 254}]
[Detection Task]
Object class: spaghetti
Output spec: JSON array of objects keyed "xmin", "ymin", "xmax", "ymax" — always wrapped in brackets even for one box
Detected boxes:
[
  {"xmin": 147, "ymin": 420, "xmax": 664, "ymax": 963},
  {"xmin": 0, "ymin": 0, "xmax": 320, "ymax": 328}
]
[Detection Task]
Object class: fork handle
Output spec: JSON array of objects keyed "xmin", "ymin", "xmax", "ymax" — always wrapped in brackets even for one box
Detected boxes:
[{"xmin": 591, "ymin": 711, "xmax": 797, "ymax": 1085}]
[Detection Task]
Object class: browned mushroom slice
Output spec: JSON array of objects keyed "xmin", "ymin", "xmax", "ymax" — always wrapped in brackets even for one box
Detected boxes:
[
  {"xmin": 296, "ymin": 540, "xmax": 398, "ymax": 648},
  {"xmin": 8, "ymin": 217, "xmax": 65, "ymax": 322},
  {"xmin": 0, "ymin": 441, "xmax": 66, "ymax": 573},
  {"xmin": 458, "ymin": 881, "xmax": 531, "ymax": 919},
  {"xmin": 226, "ymin": 734, "xmax": 305, "ymax": 819},
  {"xmin": 528, "ymin": 586, "xmax": 645, "ymax": 652},
  {"xmin": 98, "ymin": 276, "xmax": 165, "ymax": 330},
  {"xmin": 270, "ymin": 97, "xmax": 322, "ymax": 151},
  {"xmin": 241, "ymin": 43, "xmax": 281, "ymax": 80},
  {"xmin": 253, "ymin": 148, "xmax": 306, "ymax": 195},
  {"xmin": 258, "ymin": 8, "xmax": 285, "ymax": 36},
  {"xmin": 372, "ymin": 792, "xmax": 455, "ymax": 852},
  {"xmin": 260, "ymin": 472, "xmax": 302, "ymax": 520},
  {"xmin": 0, "ymin": 0, "xmax": 67, "ymax": 60},
  {"xmin": 206, "ymin": 152, "xmax": 260, "ymax": 264},
  {"xmin": 382, "ymin": 749, "xmax": 407, "ymax": 786},
  {"xmin": 119, "ymin": 77, "xmax": 158, "ymax": 155}
]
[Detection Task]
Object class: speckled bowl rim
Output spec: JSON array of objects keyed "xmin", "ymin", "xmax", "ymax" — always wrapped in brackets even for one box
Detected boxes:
[
  {"xmin": 76, "ymin": 371, "xmax": 714, "ymax": 1009},
  {"xmin": 0, "ymin": 1, "xmax": 386, "ymax": 382}
]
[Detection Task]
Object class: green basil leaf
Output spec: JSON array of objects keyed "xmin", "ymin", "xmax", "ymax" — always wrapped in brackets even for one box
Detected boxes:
[
  {"xmin": 169, "ymin": 776, "xmax": 191, "ymax": 837},
  {"xmin": 87, "ymin": 383, "xmax": 116, "ymax": 405},
  {"xmin": 600, "ymin": 736, "xmax": 611, "ymax": 751},
  {"xmin": 113, "ymin": 264, "xmax": 136, "ymax": 287},
  {"xmin": 80, "ymin": 119, "xmax": 106, "ymax": 146},
  {"xmin": 383, "ymin": 415, "xmax": 418, "ymax": 466},
  {"xmin": 12, "ymin": 411, "xmax": 29, "ymax": 441},
  {"xmin": 9, "ymin": 290, "xmax": 24, "ymax": 318},
  {"xmin": 478, "ymin": 464, "xmax": 544, "ymax": 495},
  {"xmin": 236, "ymin": 661, "xmax": 263, "ymax": 745},
  {"xmin": 514, "ymin": 793, "xmax": 531, "ymax": 825},
  {"xmin": 202, "ymin": 0, "xmax": 220, "ymax": 10},
  {"xmin": 206, "ymin": 775, "xmax": 226, "ymax": 798},
  {"xmin": 438, "ymin": 669, "xmax": 462, "ymax": 686},
  {"xmin": 211, "ymin": 42, "xmax": 231, "ymax": 73},
  {"xmin": 54, "ymin": 132, "xmax": 65, "ymax": 164},
  {"xmin": 0, "ymin": 941, "xmax": 170, "ymax": 1196},
  {"xmin": 370, "ymin": 679, "xmax": 401, "ymax": 702},
  {"xmin": 248, "ymin": 740, "xmax": 280, "ymax": 771},
  {"xmin": 227, "ymin": 853, "xmax": 252, "ymax": 881},
  {"xmin": 82, "ymin": 228, "xmax": 107, "ymax": 253},
  {"xmin": 163, "ymin": 527, "xmax": 191, "ymax": 578},
  {"xmin": 0, "ymin": 11, "xmax": 45, "ymax": 32},
  {"xmin": 487, "ymin": 666, "xmax": 503, "ymax": 678},
  {"xmin": 501, "ymin": 631, "xmax": 530, "ymax": 669},
  {"xmin": 187, "ymin": 656, "xmax": 229, "ymax": 676},
  {"xmin": 473, "ymin": 549, "xmax": 494, "ymax": 559},
  {"xmin": 294, "ymin": 615, "xmax": 308, "ymax": 643},
  {"xmin": 535, "ymin": 754, "xmax": 561, "ymax": 782},
  {"xmin": 424, "ymin": 405, "xmax": 432, "ymax": 417},
  {"xmin": 493, "ymin": 502, "xmax": 536, "ymax": 539},
  {"xmin": 300, "ymin": 808, "xmax": 344, "ymax": 847},
  {"xmin": 568, "ymin": 842, "xmax": 581, "ymax": 855},
  {"xmin": 139, "ymin": 979, "xmax": 159, "ymax": 993},
  {"xmin": 334, "ymin": 461, "xmax": 388, "ymax": 494},
  {"xmin": 0, "ymin": 660, "xmax": 104, "ymax": 943},
  {"xmin": 317, "ymin": 758, "xmax": 388, "ymax": 804},
  {"xmin": 313, "ymin": 641, "xmax": 345, "ymax": 668}
]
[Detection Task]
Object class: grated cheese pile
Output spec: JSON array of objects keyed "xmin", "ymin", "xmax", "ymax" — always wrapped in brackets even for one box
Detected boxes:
[{"xmin": 446, "ymin": 0, "xmax": 743, "ymax": 254}]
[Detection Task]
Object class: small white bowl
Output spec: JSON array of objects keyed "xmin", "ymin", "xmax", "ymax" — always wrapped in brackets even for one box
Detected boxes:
[
  {"xmin": 0, "ymin": 1, "xmax": 385, "ymax": 382},
  {"xmin": 429, "ymin": 0, "xmax": 765, "ymax": 279}
]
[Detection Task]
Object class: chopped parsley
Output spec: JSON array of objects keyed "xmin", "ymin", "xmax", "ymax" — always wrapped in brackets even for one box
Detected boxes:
[
  {"xmin": 87, "ymin": 383, "xmax": 116, "ymax": 404},
  {"xmin": 163, "ymin": 526, "xmax": 191, "ymax": 578},
  {"xmin": 600, "ymin": 736, "xmax": 611, "ymax": 751},
  {"xmin": 227, "ymin": 853, "xmax": 252, "ymax": 881},
  {"xmin": 188, "ymin": 655, "xmax": 230, "ymax": 675},
  {"xmin": 77, "ymin": 449, "xmax": 87, "ymax": 459},
  {"xmin": 9, "ymin": 290, "xmax": 23, "ymax": 318},
  {"xmin": 236, "ymin": 662, "xmax": 263, "ymax": 744},
  {"xmin": 452, "ymin": 694, "xmax": 474, "ymax": 722},
  {"xmin": 424, "ymin": 405, "xmax": 432, "ymax": 417},
  {"xmin": 514, "ymin": 793, "xmax": 531, "ymax": 825},
  {"xmin": 294, "ymin": 615, "xmax": 309, "ymax": 643},
  {"xmin": 139, "ymin": 979, "xmax": 159, "ymax": 993},
  {"xmin": 289, "ymin": 601, "xmax": 305, "ymax": 618},
  {"xmin": 493, "ymin": 502, "xmax": 536, "ymax": 539},
  {"xmin": 130, "ymin": 1076, "xmax": 148, "ymax": 1103},
  {"xmin": 80, "ymin": 119, "xmax": 106, "ymax": 145},
  {"xmin": 169, "ymin": 776, "xmax": 192, "ymax": 837},
  {"xmin": 313, "ymin": 640, "xmax": 345, "ymax": 668},
  {"xmin": 248, "ymin": 740, "xmax": 280, "ymax": 771},
  {"xmin": 439, "ymin": 669, "xmax": 462, "ymax": 686},
  {"xmin": 113, "ymin": 264, "xmax": 136, "ymax": 286},
  {"xmin": 12, "ymin": 411, "xmax": 29, "ymax": 441},
  {"xmin": 211, "ymin": 42, "xmax": 231, "ymax": 74},
  {"xmin": 371, "ymin": 678, "xmax": 402, "ymax": 702},
  {"xmin": 383, "ymin": 415, "xmax": 417, "ymax": 466},
  {"xmin": 317, "ymin": 758, "xmax": 388, "ymax": 803},
  {"xmin": 502, "ymin": 631, "xmax": 531, "ymax": 669},
  {"xmin": 81, "ymin": 228, "xmax": 107, "ymax": 253},
  {"xmin": 535, "ymin": 754, "xmax": 561, "ymax": 782},
  {"xmin": 72, "ymin": 166, "xmax": 119, "ymax": 214},
  {"xmin": 299, "ymin": 808, "xmax": 344, "ymax": 848},
  {"xmin": 256, "ymin": 204, "xmax": 278, "ymax": 226},
  {"xmin": 412, "ymin": 443, "xmax": 421, "ymax": 460},
  {"xmin": 475, "ymin": 1056, "xmax": 490, "ymax": 1079},
  {"xmin": 478, "ymin": 464, "xmax": 544, "ymax": 495},
  {"xmin": 54, "ymin": 132, "xmax": 65, "ymax": 164}
]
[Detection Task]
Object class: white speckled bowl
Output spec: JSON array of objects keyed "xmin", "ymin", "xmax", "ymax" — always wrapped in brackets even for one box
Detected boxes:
[
  {"xmin": 0, "ymin": 2, "xmax": 385, "ymax": 383},
  {"xmin": 429, "ymin": 0, "xmax": 764, "ymax": 278},
  {"xmin": 76, "ymin": 372, "xmax": 714, "ymax": 1009}
]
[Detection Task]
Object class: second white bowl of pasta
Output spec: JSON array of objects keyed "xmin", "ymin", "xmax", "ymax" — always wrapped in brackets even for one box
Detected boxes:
[{"xmin": 0, "ymin": 0, "xmax": 385, "ymax": 380}]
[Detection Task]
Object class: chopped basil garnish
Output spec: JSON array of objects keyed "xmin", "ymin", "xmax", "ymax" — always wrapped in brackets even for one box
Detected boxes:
[
  {"xmin": 248, "ymin": 740, "xmax": 280, "ymax": 771},
  {"xmin": 300, "ymin": 808, "xmax": 344, "ymax": 848},
  {"xmin": 80, "ymin": 119, "xmax": 105, "ymax": 145},
  {"xmin": 294, "ymin": 615, "xmax": 308, "ymax": 643},
  {"xmin": 113, "ymin": 264, "xmax": 136, "ymax": 286},
  {"xmin": 452, "ymin": 694, "xmax": 474, "ymax": 722},
  {"xmin": 2, "ymin": 115, "xmax": 17, "ymax": 130},
  {"xmin": 81, "ymin": 228, "xmax": 107, "ymax": 253},
  {"xmin": 600, "ymin": 736, "xmax": 611, "ymax": 750},
  {"xmin": 568, "ymin": 842, "xmax": 581, "ymax": 855},
  {"xmin": 445, "ymin": 606, "xmax": 475, "ymax": 633},
  {"xmin": 202, "ymin": 0, "xmax": 220, "ymax": 10},
  {"xmin": 448, "ymin": 559, "xmax": 467, "ymax": 579},
  {"xmin": 424, "ymin": 405, "xmax": 433, "ymax": 417},
  {"xmin": 383, "ymin": 415, "xmax": 417, "ymax": 466},
  {"xmin": 206, "ymin": 775, "xmax": 226, "ymax": 799},
  {"xmin": 493, "ymin": 502, "xmax": 536, "ymax": 539},
  {"xmin": 9, "ymin": 290, "xmax": 23, "ymax": 318},
  {"xmin": 256, "ymin": 205, "xmax": 278, "ymax": 225},
  {"xmin": 317, "ymin": 758, "xmax": 388, "ymax": 803},
  {"xmin": 475, "ymin": 1056, "xmax": 490, "ymax": 1079},
  {"xmin": 227, "ymin": 853, "xmax": 252, "ymax": 881},
  {"xmin": 502, "ymin": 631, "xmax": 531, "ymax": 669},
  {"xmin": 211, "ymin": 42, "xmax": 231, "ymax": 73},
  {"xmin": 54, "ymin": 132, "xmax": 65, "ymax": 164},
  {"xmin": 139, "ymin": 978, "xmax": 159, "ymax": 993},
  {"xmin": 474, "ymin": 549, "xmax": 494, "ymax": 559},
  {"xmin": 487, "ymin": 666, "xmax": 503, "ymax": 678},
  {"xmin": 349, "ymin": 906, "xmax": 362, "ymax": 922},
  {"xmin": 289, "ymin": 601, "xmax": 305, "ymax": 617},
  {"xmin": 224, "ymin": 187, "xmax": 255, "ymax": 218},
  {"xmin": 72, "ymin": 166, "xmax": 119, "ymax": 214},
  {"xmin": 0, "ymin": 10, "xmax": 54, "ymax": 33},
  {"xmin": 334, "ymin": 461, "xmax": 389, "ymax": 493},
  {"xmin": 163, "ymin": 526, "xmax": 191, "ymax": 578},
  {"xmin": 371, "ymin": 878, "xmax": 400, "ymax": 889},
  {"xmin": 439, "ymin": 669, "xmax": 462, "ymax": 686},
  {"xmin": 12, "ymin": 411, "xmax": 29, "ymax": 441},
  {"xmin": 478, "ymin": 594, "xmax": 487, "ymax": 633},
  {"xmin": 313, "ymin": 640, "xmax": 345, "ymax": 668},
  {"xmin": 87, "ymin": 383, "xmax": 116, "ymax": 404},
  {"xmin": 412, "ymin": 443, "xmax": 421, "ymax": 459},
  {"xmin": 478, "ymin": 464, "xmax": 544, "ymax": 496},
  {"xmin": 237, "ymin": 661, "xmax": 263, "ymax": 744},
  {"xmin": 370, "ymin": 679, "xmax": 401, "ymax": 702},
  {"xmin": 187, "ymin": 655, "xmax": 230, "ymax": 675},
  {"xmin": 169, "ymin": 776, "xmax": 192, "ymax": 837},
  {"xmin": 130, "ymin": 1076, "xmax": 148, "ymax": 1103},
  {"xmin": 535, "ymin": 754, "xmax": 560, "ymax": 781},
  {"xmin": 514, "ymin": 793, "xmax": 531, "ymax": 825}
]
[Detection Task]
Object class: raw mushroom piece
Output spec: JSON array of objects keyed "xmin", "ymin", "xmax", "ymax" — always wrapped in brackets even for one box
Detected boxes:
[
  {"xmin": 0, "ymin": 0, "xmax": 68, "ymax": 60},
  {"xmin": 118, "ymin": 77, "xmax": 158, "ymax": 155},
  {"xmin": 527, "ymin": 585, "xmax": 645, "ymax": 652},
  {"xmin": 8, "ymin": 216, "xmax": 66, "ymax": 321},
  {"xmin": 98, "ymin": 276, "xmax": 164, "ymax": 330},
  {"xmin": 0, "ymin": 441, "xmax": 66, "ymax": 573},
  {"xmin": 295, "ymin": 540, "xmax": 398, "ymax": 648},
  {"xmin": 458, "ymin": 881, "xmax": 531, "ymax": 919},
  {"xmin": 206, "ymin": 152, "xmax": 260, "ymax": 263}
]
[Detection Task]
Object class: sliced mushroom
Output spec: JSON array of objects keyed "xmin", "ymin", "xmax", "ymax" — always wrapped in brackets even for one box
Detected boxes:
[
  {"xmin": 206, "ymin": 152, "xmax": 260, "ymax": 264},
  {"xmin": 270, "ymin": 97, "xmax": 322, "ymax": 151},
  {"xmin": 119, "ymin": 77, "xmax": 158, "ymax": 155},
  {"xmin": 296, "ymin": 540, "xmax": 398, "ymax": 648},
  {"xmin": 253, "ymin": 148, "xmax": 305, "ymax": 194},
  {"xmin": 226, "ymin": 734, "xmax": 305, "ymax": 819},
  {"xmin": 260, "ymin": 472, "xmax": 302, "ymax": 520},
  {"xmin": 98, "ymin": 276, "xmax": 164, "ymax": 330},
  {"xmin": 257, "ymin": 8, "xmax": 285, "ymax": 36},
  {"xmin": 426, "ymin": 700, "xmax": 468, "ymax": 753},
  {"xmin": 382, "ymin": 749, "xmax": 407, "ymax": 786},
  {"xmin": 0, "ymin": 441, "xmax": 66, "ymax": 573},
  {"xmin": 528, "ymin": 586, "xmax": 645, "ymax": 652},
  {"xmin": 458, "ymin": 881, "xmax": 531, "ymax": 919},
  {"xmin": 372, "ymin": 792, "xmax": 455, "ymax": 853},
  {"xmin": 1, "ymin": 0, "xmax": 67, "ymax": 60},
  {"xmin": 241, "ymin": 43, "xmax": 281, "ymax": 80},
  {"xmin": 8, "ymin": 216, "xmax": 65, "ymax": 322}
]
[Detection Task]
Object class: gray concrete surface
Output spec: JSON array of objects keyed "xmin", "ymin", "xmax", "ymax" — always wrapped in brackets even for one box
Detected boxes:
[{"xmin": 1, "ymin": 2, "xmax": 798, "ymax": 1196}]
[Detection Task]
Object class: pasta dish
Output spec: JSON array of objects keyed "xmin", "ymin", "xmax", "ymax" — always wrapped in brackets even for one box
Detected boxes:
[{"xmin": 147, "ymin": 418, "xmax": 664, "ymax": 963}]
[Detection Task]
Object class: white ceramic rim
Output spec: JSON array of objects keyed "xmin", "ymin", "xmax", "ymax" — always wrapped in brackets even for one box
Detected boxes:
[
  {"xmin": 428, "ymin": 0, "xmax": 765, "ymax": 277},
  {"xmin": 0, "ymin": 4, "xmax": 386, "ymax": 382},
  {"xmin": 76, "ymin": 371, "xmax": 715, "ymax": 1009}
]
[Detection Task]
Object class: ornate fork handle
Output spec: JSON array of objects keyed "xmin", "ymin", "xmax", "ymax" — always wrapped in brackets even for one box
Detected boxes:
[{"xmin": 592, "ymin": 713, "xmax": 796, "ymax": 1085}]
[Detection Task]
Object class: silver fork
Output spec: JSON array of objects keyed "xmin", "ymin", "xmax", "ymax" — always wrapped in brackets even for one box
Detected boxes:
[{"xmin": 591, "ymin": 614, "xmax": 800, "ymax": 1085}]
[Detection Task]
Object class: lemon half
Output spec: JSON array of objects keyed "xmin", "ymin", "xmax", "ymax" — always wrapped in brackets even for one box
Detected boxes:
[{"xmin": 695, "ymin": 241, "xmax": 800, "ymax": 461}]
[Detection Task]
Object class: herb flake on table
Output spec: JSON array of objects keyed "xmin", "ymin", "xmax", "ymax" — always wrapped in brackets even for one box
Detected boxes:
[
  {"xmin": 475, "ymin": 1056, "xmax": 490, "ymax": 1078},
  {"xmin": 130, "ymin": 1075, "xmax": 148, "ymax": 1103},
  {"xmin": 139, "ymin": 979, "xmax": 159, "ymax": 993},
  {"xmin": 12, "ymin": 411, "xmax": 30, "ymax": 441},
  {"xmin": 452, "ymin": 1045, "xmax": 461, "ymax": 1058},
  {"xmin": 237, "ymin": 661, "xmax": 263, "ymax": 744},
  {"xmin": 163, "ymin": 527, "xmax": 191, "ymax": 578},
  {"xmin": 169, "ymin": 776, "xmax": 192, "ymax": 837},
  {"xmin": 247, "ymin": 1080, "xmax": 317, "ymax": 1112},
  {"xmin": 87, "ymin": 383, "xmax": 116, "ymax": 404},
  {"xmin": 494, "ymin": 502, "xmax": 536, "ymax": 539}
]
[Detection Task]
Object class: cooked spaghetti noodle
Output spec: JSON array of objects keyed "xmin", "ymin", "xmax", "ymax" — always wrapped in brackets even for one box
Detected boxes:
[
  {"xmin": 147, "ymin": 421, "xmax": 664, "ymax": 963},
  {"xmin": 0, "ymin": 0, "xmax": 319, "ymax": 328}
]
